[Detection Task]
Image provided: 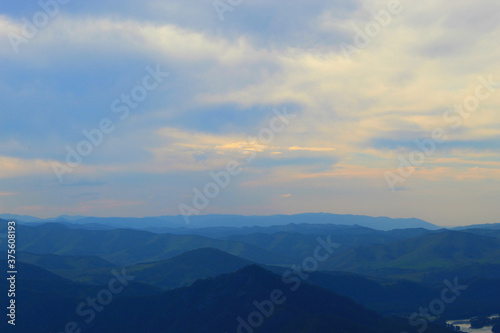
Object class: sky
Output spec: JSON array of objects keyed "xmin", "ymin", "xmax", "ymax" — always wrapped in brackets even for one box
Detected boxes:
[{"xmin": 0, "ymin": 0, "xmax": 499, "ymax": 226}]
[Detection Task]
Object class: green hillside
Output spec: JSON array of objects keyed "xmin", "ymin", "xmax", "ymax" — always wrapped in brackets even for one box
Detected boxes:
[
  {"xmin": 17, "ymin": 252, "xmax": 115, "ymax": 270},
  {"xmin": 52, "ymin": 247, "xmax": 254, "ymax": 289},
  {"xmin": 222, "ymin": 228, "xmax": 437, "ymax": 261},
  {"xmin": 322, "ymin": 230, "xmax": 500, "ymax": 275},
  {"xmin": 9, "ymin": 223, "xmax": 292, "ymax": 265}
]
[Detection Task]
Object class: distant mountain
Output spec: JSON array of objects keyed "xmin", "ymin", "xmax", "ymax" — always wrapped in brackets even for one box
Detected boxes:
[
  {"xmin": 0, "ymin": 213, "xmax": 44, "ymax": 222},
  {"xmin": 143, "ymin": 223, "xmax": 375, "ymax": 237},
  {"xmin": 1, "ymin": 213, "xmax": 442, "ymax": 230},
  {"xmin": 4, "ymin": 223, "xmax": 292, "ymax": 265},
  {"xmin": 453, "ymin": 223, "xmax": 500, "ymax": 230},
  {"xmin": 454, "ymin": 228, "xmax": 500, "ymax": 239},
  {"xmin": 154, "ymin": 213, "xmax": 442, "ymax": 230},
  {"xmin": 144, "ymin": 223, "xmax": 438, "ymax": 238},
  {"xmin": 48, "ymin": 214, "xmax": 89, "ymax": 221},
  {"xmin": 53, "ymin": 222, "xmax": 118, "ymax": 230}
]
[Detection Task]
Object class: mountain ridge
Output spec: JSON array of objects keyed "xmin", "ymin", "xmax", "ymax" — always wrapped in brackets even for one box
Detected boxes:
[{"xmin": 1, "ymin": 213, "xmax": 442, "ymax": 231}]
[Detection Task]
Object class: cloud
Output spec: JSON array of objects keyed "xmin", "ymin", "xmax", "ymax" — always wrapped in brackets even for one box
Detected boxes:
[
  {"xmin": 289, "ymin": 146, "xmax": 336, "ymax": 152},
  {"xmin": 1, "ymin": 1, "xmax": 500, "ymax": 225},
  {"xmin": 0, "ymin": 156, "xmax": 54, "ymax": 179},
  {"xmin": 15, "ymin": 199, "xmax": 143, "ymax": 217}
]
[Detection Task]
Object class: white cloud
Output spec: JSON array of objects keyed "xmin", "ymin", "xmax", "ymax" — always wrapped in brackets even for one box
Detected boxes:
[
  {"xmin": 0, "ymin": 156, "xmax": 54, "ymax": 179},
  {"xmin": 1, "ymin": 1, "xmax": 500, "ymax": 224}
]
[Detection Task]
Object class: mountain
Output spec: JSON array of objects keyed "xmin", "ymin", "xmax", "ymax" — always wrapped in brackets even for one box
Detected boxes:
[
  {"xmin": 305, "ymin": 271, "xmax": 437, "ymax": 316},
  {"xmin": 1, "ymin": 213, "xmax": 441, "ymax": 230},
  {"xmin": 265, "ymin": 265, "xmax": 437, "ymax": 315},
  {"xmin": 260, "ymin": 266, "xmax": 500, "ymax": 318},
  {"xmin": 17, "ymin": 252, "xmax": 115, "ymax": 270},
  {"xmin": 79, "ymin": 265, "xmax": 452, "ymax": 333},
  {"xmin": 19, "ymin": 247, "xmax": 500, "ymax": 320},
  {"xmin": 220, "ymin": 227, "xmax": 437, "ymax": 261},
  {"xmin": 308, "ymin": 272, "xmax": 500, "ymax": 320},
  {"xmin": 321, "ymin": 230, "xmax": 500, "ymax": 276},
  {"xmin": 0, "ymin": 263, "xmax": 451, "ymax": 333},
  {"xmin": 0, "ymin": 260, "xmax": 161, "ymax": 297},
  {"xmin": 3, "ymin": 259, "xmax": 69, "ymax": 282},
  {"xmin": 143, "ymin": 223, "xmax": 384, "ymax": 237},
  {"xmin": 57, "ymin": 222, "xmax": 119, "ymax": 230},
  {"xmin": 0, "ymin": 260, "xmax": 162, "ymax": 332},
  {"xmin": 5, "ymin": 223, "xmax": 292, "ymax": 265},
  {"xmin": 456, "ymin": 228, "xmax": 500, "ymax": 239},
  {"xmin": 453, "ymin": 223, "xmax": 500, "ymax": 230},
  {"xmin": 72, "ymin": 213, "xmax": 442, "ymax": 230},
  {"xmin": 107, "ymin": 247, "xmax": 254, "ymax": 289},
  {"xmin": 0, "ymin": 214, "xmax": 44, "ymax": 222},
  {"xmin": 51, "ymin": 247, "xmax": 255, "ymax": 290},
  {"xmin": 161, "ymin": 223, "xmax": 437, "ymax": 239},
  {"xmin": 403, "ymin": 262, "xmax": 500, "ymax": 285},
  {"xmin": 444, "ymin": 277, "xmax": 500, "ymax": 319},
  {"xmin": 48, "ymin": 214, "xmax": 89, "ymax": 221},
  {"xmin": 182, "ymin": 213, "xmax": 441, "ymax": 230}
]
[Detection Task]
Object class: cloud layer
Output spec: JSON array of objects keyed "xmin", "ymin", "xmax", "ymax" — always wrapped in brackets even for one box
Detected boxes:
[{"xmin": 1, "ymin": 0, "xmax": 499, "ymax": 225}]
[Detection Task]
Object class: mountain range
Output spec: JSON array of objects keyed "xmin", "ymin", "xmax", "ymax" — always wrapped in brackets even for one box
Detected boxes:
[
  {"xmin": 0, "ymin": 261, "xmax": 451, "ymax": 333},
  {"xmin": 0, "ymin": 213, "xmax": 442, "ymax": 230},
  {"xmin": 2, "ymin": 215, "xmax": 499, "ymax": 332}
]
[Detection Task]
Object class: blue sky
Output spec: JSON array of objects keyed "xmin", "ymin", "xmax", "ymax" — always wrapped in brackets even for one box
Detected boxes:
[{"xmin": 1, "ymin": 0, "xmax": 499, "ymax": 226}]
